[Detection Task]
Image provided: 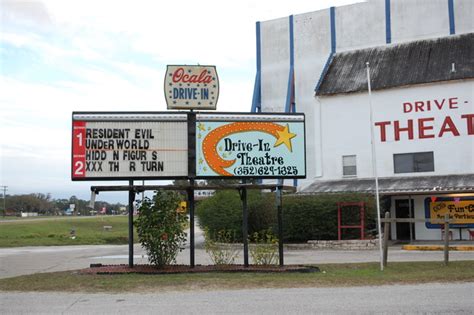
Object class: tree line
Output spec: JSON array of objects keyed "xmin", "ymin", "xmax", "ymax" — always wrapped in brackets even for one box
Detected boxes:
[{"xmin": 2, "ymin": 193, "xmax": 126, "ymax": 216}]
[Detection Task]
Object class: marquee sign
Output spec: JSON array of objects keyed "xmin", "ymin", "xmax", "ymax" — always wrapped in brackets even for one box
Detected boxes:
[
  {"xmin": 164, "ymin": 65, "xmax": 219, "ymax": 110},
  {"xmin": 71, "ymin": 112, "xmax": 188, "ymax": 180},
  {"xmin": 425, "ymin": 197, "xmax": 474, "ymax": 228},
  {"xmin": 195, "ymin": 113, "xmax": 306, "ymax": 178}
]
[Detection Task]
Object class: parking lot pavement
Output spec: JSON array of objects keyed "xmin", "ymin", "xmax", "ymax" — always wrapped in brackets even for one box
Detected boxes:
[
  {"xmin": 1, "ymin": 244, "xmax": 473, "ymax": 279},
  {"xmin": 2, "ymin": 283, "xmax": 474, "ymax": 314}
]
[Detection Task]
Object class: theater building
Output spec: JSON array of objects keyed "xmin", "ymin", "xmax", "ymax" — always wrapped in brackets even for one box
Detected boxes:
[{"xmin": 252, "ymin": 0, "xmax": 473, "ymax": 241}]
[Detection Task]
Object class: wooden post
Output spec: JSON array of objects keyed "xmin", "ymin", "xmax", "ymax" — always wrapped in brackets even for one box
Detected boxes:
[
  {"xmin": 444, "ymin": 213, "xmax": 450, "ymax": 266},
  {"xmin": 383, "ymin": 211, "xmax": 390, "ymax": 267}
]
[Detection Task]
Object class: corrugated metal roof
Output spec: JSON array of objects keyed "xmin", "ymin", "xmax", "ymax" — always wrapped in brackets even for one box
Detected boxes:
[
  {"xmin": 299, "ymin": 174, "xmax": 474, "ymax": 195},
  {"xmin": 316, "ymin": 33, "xmax": 474, "ymax": 96}
]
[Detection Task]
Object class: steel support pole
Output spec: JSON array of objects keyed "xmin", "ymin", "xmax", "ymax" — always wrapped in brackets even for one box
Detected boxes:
[
  {"xmin": 241, "ymin": 186, "xmax": 249, "ymax": 267},
  {"xmin": 128, "ymin": 180, "xmax": 135, "ymax": 268},
  {"xmin": 188, "ymin": 179, "xmax": 195, "ymax": 268},
  {"xmin": 187, "ymin": 111, "xmax": 196, "ymax": 268},
  {"xmin": 366, "ymin": 62, "xmax": 384, "ymax": 271},
  {"xmin": 277, "ymin": 185, "xmax": 284, "ymax": 266}
]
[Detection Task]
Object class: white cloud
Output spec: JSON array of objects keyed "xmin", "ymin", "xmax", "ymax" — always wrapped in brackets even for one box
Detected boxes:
[{"xmin": 1, "ymin": 0, "xmax": 363, "ymax": 201}]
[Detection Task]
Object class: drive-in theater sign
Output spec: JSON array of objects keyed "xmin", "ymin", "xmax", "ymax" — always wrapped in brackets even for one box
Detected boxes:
[
  {"xmin": 195, "ymin": 113, "xmax": 305, "ymax": 178},
  {"xmin": 71, "ymin": 64, "xmax": 306, "ymax": 269},
  {"xmin": 71, "ymin": 112, "xmax": 305, "ymax": 180}
]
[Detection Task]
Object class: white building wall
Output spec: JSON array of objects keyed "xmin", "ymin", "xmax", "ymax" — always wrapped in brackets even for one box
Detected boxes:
[
  {"xmin": 336, "ymin": 1, "xmax": 386, "ymax": 52},
  {"xmin": 294, "ymin": 10, "xmax": 331, "ymax": 185},
  {"xmin": 455, "ymin": 0, "xmax": 474, "ymax": 35},
  {"xmin": 319, "ymin": 80, "xmax": 474, "ymax": 180},
  {"xmin": 260, "ymin": 0, "xmax": 472, "ymax": 184},
  {"xmin": 258, "ymin": 0, "xmax": 474, "ymax": 241},
  {"xmin": 260, "ymin": 18, "xmax": 289, "ymax": 113},
  {"xmin": 391, "ymin": 0, "xmax": 451, "ymax": 42}
]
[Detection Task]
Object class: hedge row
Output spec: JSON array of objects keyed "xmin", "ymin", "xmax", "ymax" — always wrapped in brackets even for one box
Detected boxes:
[{"xmin": 196, "ymin": 191, "xmax": 382, "ymax": 242}]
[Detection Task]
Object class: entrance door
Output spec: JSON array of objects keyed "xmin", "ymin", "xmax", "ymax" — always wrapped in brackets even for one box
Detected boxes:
[{"xmin": 395, "ymin": 199, "xmax": 415, "ymax": 241}]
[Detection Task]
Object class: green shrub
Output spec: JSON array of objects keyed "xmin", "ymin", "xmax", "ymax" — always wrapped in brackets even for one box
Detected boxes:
[
  {"xmin": 197, "ymin": 191, "xmax": 378, "ymax": 243},
  {"xmin": 196, "ymin": 190, "xmax": 276, "ymax": 242},
  {"xmin": 196, "ymin": 190, "xmax": 242, "ymax": 240},
  {"xmin": 282, "ymin": 193, "xmax": 377, "ymax": 242},
  {"xmin": 135, "ymin": 191, "xmax": 187, "ymax": 266},
  {"xmin": 249, "ymin": 229, "xmax": 278, "ymax": 265},
  {"xmin": 203, "ymin": 228, "xmax": 239, "ymax": 265}
]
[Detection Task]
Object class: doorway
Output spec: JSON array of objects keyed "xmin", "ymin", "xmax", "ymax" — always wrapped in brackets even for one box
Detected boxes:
[{"xmin": 395, "ymin": 199, "xmax": 415, "ymax": 241}]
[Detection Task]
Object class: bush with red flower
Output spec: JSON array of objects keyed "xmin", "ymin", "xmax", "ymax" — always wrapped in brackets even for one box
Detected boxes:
[{"xmin": 135, "ymin": 190, "xmax": 187, "ymax": 266}]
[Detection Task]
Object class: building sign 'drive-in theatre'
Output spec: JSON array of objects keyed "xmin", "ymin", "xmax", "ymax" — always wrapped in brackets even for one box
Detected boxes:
[{"xmin": 195, "ymin": 113, "xmax": 306, "ymax": 178}]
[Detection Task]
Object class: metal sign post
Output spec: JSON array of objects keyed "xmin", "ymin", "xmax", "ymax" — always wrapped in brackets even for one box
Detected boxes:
[
  {"xmin": 276, "ymin": 183, "xmax": 284, "ymax": 266},
  {"xmin": 239, "ymin": 181, "xmax": 249, "ymax": 267},
  {"xmin": 188, "ymin": 179, "xmax": 195, "ymax": 268},
  {"xmin": 128, "ymin": 180, "xmax": 134, "ymax": 268}
]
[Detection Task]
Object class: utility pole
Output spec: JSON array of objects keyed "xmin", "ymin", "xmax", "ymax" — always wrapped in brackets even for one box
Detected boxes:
[
  {"xmin": 366, "ymin": 62, "xmax": 384, "ymax": 272},
  {"xmin": 1, "ymin": 186, "xmax": 7, "ymax": 217}
]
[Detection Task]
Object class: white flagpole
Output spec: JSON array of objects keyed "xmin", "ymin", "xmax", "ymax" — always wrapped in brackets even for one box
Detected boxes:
[{"xmin": 366, "ymin": 62, "xmax": 384, "ymax": 271}]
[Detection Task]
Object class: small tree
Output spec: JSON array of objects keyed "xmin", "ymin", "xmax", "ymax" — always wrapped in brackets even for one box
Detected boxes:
[{"xmin": 135, "ymin": 190, "xmax": 187, "ymax": 266}]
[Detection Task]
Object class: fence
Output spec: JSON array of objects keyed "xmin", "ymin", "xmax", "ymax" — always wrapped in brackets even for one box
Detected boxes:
[{"xmin": 381, "ymin": 212, "xmax": 466, "ymax": 266}]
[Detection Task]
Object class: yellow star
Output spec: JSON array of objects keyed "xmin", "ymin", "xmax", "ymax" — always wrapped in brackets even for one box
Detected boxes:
[
  {"xmin": 198, "ymin": 123, "xmax": 206, "ymax": 131},
  {"xmin": 274, "ymin": 124, "xmax": 296, "ymax": 152}
]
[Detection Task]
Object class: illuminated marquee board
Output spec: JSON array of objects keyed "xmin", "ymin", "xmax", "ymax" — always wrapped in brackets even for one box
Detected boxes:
[
  {"xmin": 71, "ymin": 112, "xmax": 188, "ymax": 180},
  {"xmin": 195, "ymin": 113, "xmax": 306, "ymax": 178},
  {"xmin": 164, "ymin": 65, "xmax": 219, "ymax": 110},
  {"xmin": 425, "ymin": 197, "xmax": 474, "ymax": 228}
]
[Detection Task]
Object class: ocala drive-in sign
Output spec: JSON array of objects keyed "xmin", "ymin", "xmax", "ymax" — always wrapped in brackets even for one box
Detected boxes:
[{"xmin": 164, "ymin": 65, "xmax": 219, "ymax": 110}]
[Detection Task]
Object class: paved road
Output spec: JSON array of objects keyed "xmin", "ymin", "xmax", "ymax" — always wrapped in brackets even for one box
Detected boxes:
[
  {"xmin": 1, "ymin": 243, "xmax": 473, "ymax": 279},
  {"xmin": 1, "ymin": 283, "xmax": 473, "ymax": 314},
  {"xmin": 1, "ymin": 222, "xmax": 473, "ymax": 279}
]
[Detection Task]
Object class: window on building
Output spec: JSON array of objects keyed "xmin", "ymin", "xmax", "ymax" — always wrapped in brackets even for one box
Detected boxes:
[
  {"xmin": 394, "ymin": 152, "xmax": 434, "ymax": 173},
  {"xmin": 342, "ymin": 155, "xmax": 357, "ymax": 176}
]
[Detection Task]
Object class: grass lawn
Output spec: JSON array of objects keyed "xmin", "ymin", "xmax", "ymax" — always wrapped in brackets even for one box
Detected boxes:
[
  {"xmin": 0, "ymin": 216, "xmax": 137, "ymax": 247},
  {"xmin": 0, "ymin": 261, "xmax": 473, "ymax": 293}
]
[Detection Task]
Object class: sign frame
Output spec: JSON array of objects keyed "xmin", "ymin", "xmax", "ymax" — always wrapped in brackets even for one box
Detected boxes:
[
  {"xmin": 194, "ymin": 112, "xmax": 306, "ymax": 180},
  {"xmin": 71, "ymin": 111, "xmax": 190, "ymax": 181}
]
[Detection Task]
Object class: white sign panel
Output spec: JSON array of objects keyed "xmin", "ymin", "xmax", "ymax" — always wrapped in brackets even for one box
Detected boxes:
[
  {"xmin": 72, "ymin": 113, "xmax": 188, "ymax": 180},
  {"xmin": 164, "ymin": 65, "xmax": 219, "ymax": 110}
]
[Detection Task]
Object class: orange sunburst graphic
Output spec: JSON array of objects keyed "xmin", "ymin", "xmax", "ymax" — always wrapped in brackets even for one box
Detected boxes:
[{"xmin": 201, "ymin": 122, "xmax": 296, "ymax": 176}]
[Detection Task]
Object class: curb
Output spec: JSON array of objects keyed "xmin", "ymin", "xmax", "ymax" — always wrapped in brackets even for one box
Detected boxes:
[{"xmin": 402, "ymin": 245, "xmax": 474, "ymax": 251}]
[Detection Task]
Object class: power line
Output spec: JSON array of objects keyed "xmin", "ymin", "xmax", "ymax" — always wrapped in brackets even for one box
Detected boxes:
[{"xmin": 1, "ymin": 186, "xmax": 7, "ymax": 217}]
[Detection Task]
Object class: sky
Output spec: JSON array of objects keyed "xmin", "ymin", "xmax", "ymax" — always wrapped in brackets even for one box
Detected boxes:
[{"xmin": 1, "ymin": 0, "xmax": 361, "ymax": 203}]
